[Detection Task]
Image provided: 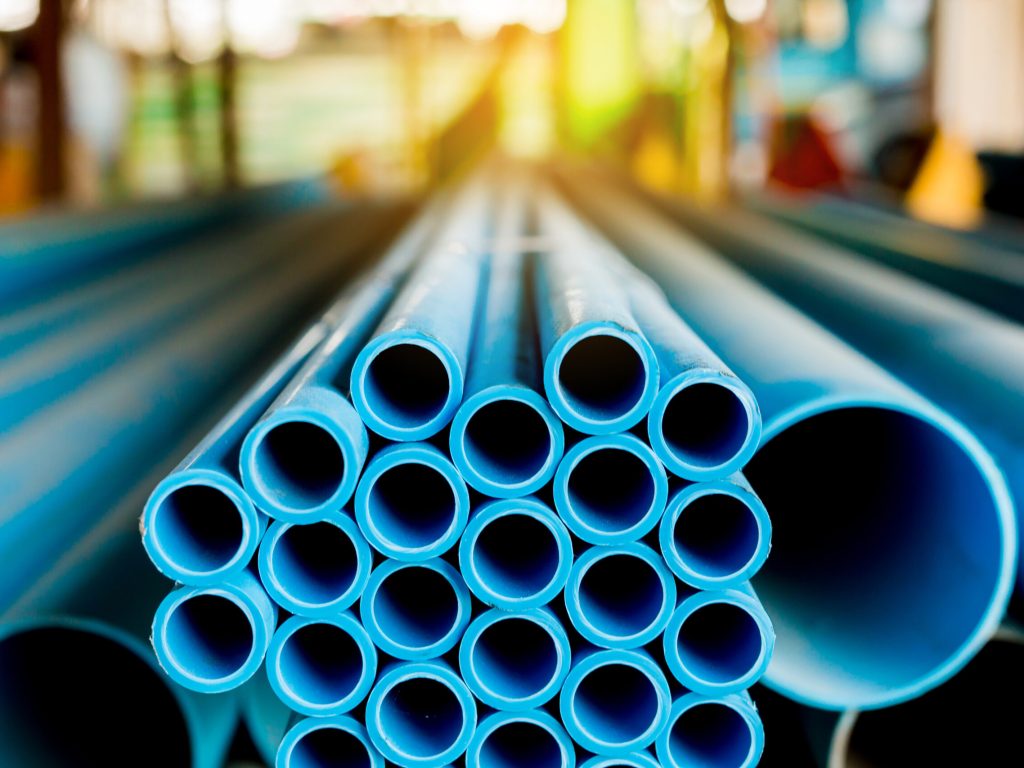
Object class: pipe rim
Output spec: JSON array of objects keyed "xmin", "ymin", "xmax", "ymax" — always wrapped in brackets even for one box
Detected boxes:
[
  {"xmin": 578, "ymin": 753, "xmax": 661, "ymax": 768},
  {"xmin": 276, "ymin": 715, "xmax": 384, "ymax": 768},
  {"xmin": 655, "ymin": 693, "xmax": 763, "ymax": 768},
  {"xmin": 465, "ymin": 709, "xmax": 577, "ymax": 768}
]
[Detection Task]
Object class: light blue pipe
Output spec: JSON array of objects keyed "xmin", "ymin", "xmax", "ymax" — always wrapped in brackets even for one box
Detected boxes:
[
  {"xmin": 350, "ymin": 178, "xmax": 494, "ymax": 441},
  {"xmin": 360, "ymin": 558, "xmax": 471, "ymax": 660},
  {"xmin": 564, "ymin": 542, "xmax": 676, "ymax": 649},
  {"xmin": 534, "ymin": 189, "xmax": 659, "ymax": 434},
  {"xmin": 458, "ymin": 607, "xmax": 571, "ymax": 711},
  {"xmin": 242, "ymin": 670, "xmax": 292, "ymax": 766},
  {"xmin": 355, "ymin": 442, "xmax": 470, "ymax": 561},
  {"xmin": 559, "ymin": 648, "xmax": 672, "ymax": 757},
  {"xmin": 458, "ymin": 497, "xmax": 573, "ymax": 610},
  {"xmin": 152, "ymin": 569, "xmax": 278, "ymax": 694},
  {"xmin": 579, "ymin": 752, "xmax": 660, "ymax": 768},
  {"xmin": 655, "ymin": 692, "xmax": 764, "ymax": 768},
  {"xmin": 662, "ymin": 585, "xmax": 774, "ymax": 696},
  {"xmin": 258, "ymin": 510, "xmax": 373, "ymax": 617},
  {"xmin": 552, "ymin": 433, "xmax": 668, "ymax": 545},
  {"xmin": 658, "ymin": 475, "xmax": 771, "ymax": 590},
  {"xmin": 465, "ymin": 709, "xmax": 576, "ymax": 768},
  {"xmin": 265, "ymin": 613, "xmax": 377, "ymax": 717},
  {"xmin": 277, "ymin": 715, "xmax": 385, "ymax": 768},
  {"xmin": 562, "ymin": 170, "xmax": 1015, "ymax": 710},
  {"xmin": 449, "ymin": 187, "xmax": 565, "ymax": 496},
  {"xmin": 366, "ymin": 660, "xmax": 478, "ymax": 768}
]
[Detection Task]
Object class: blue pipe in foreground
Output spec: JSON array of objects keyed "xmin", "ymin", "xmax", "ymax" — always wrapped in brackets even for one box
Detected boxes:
[
  {"xmin": 458, "ymin": 497, "xmax": 573, "ymax": 610},
  {"xmin": 562, "ymin": 169, "xmax": 1015, "ymax": 710},
  {"xmin": 366, "ymin": 660, "xmax": 478, "ymax": 768},
  {"xmin": 655, "ymin": 692, "xmax": 764, "ymax": 768},
  {"xmin": 560, "ymin": 648, "xmax": 671, "ymax": 757},
  {"xmin": 360, "ymin": 558, "xmax": 471, "ymax": 660},
  {"xmin": 277, "ymin": 715, "xmax": 385, "ymax": 768},
  {"xmin": 662, "ymin": 586, "xmax": 774, "ymax": 696},
  {"xmin": 152, "ymin": 570, "xmax": 277, "ymax": 694},
  {"xmin": 658, "ymin": 475, "xmax": 771, "ymax": 590},
  {"xmin": 355, "ymin": 442, "xmax": 469, "ymax": 561},
  {"xmin": 258, "ymin": 511, "xmax": 373, "ymax": 617},
  {"xmin": 458, "ymin": 607, "xmax": 571, "ymax": 711},
  {"xmin": 265, "ymin": 613, "xmax": 377, "ymax": 717},
  {"xmin": 534, "ymin": 188, "xmax": 659, "ymax": 434},
  {"xmin": 579, "ymin": 753, "xmax": 660, "ymax": 768},
  {"xmin": 466, "ymin": 709, "xmax": 576, "ymax": 768},
  {"xmin": 564, "ymin": 542, "xmax": 676, "ymax": 649},
  {"xmin": 553, "ymin": 433, "xmax": 668, "ymax": 545},
  {"xmin": 449, "ymin": 187, "xmax": 565, "ymax": 497}
]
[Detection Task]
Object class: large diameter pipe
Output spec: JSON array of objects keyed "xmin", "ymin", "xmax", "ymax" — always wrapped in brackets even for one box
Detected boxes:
[
  {"xmin": 365, "ymin": 660, "xmax": 478, "ymax": 768},
  {"xmin": 655, "ymin": 692, "xmax": 765, "ymax": 768},
  {"xmin": 561, "ymin": 169, "xmax": 1015, "ymax": 709},
  {"xmin": 276, "ymin": 715, "xmax": 385, "ymax": 768},
  {"xmin": 533, "ymin": 188, "xmax": 660, "ymax": 434},
  {"xmin": 466, "ymin": 710, "xmax": 576, "ymax": 768}
]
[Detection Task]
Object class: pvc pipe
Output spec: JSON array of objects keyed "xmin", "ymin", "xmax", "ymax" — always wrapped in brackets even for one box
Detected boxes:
[
  {"xmin": 579, "ymin": 753, "xmax": 660, "ymax": 768},
  {"xmin": 559, "ymin": 648, "xmax": 672, "ymax": 756},
  {"xmin": 355, "ymin": 442, "xmax": 469, "ymax": 561},
  {"xmin": 449, "ymin": 185, "xmax": 564, "ymax": 496},
  {"xmin": 242, "ymin": 671, "xmax": 292, "ymax": 767},
  {"xmin": 565, "ymin": 542, "xmax": 676, "ymax": 649},
  {"xmin": 365, "ymin": 660, "xmax": 478, "ymax": 768},
  {"xmin": 561, "ymin": 169, "xmax": 1014, "ymax": 710},
  {"xmin": 661, "ymin": 585, "xmax": 774, "ymax": 695},
  {"xmin": 458, "ymin": 607, "xmax": 571, "ymax": 711},
  {"xmin": 655, "ymin": 692, "xmax": 764, "ymax": 768},
  {"xmin": 658, "ymin": 475, "xmax": 771, "ymax": 589},
  {"xmin": 277, "ymin": 715, "xmax": 385, "ymax": 768},
  {"xmin": 748, "ymin": 685, "xmax": 838, "ymax": 767},
  {"xmin": 239, "ymin": 197, "xmax": 441, "ymax": 522},
  {"xmin": 360, "ymin": 558, "xmax": 471, "ymax": 660},
  {"xmin": 152, "ymin": 570, "xmax": 278, "ymax": 694},
  {"xmin": 553, "ymin": 433, "xmax": 668, "ymax": 545},
  {"xmin": 458, "ymin": 497, "xmax": 573, "ymax": 610},
  {"xmin": 350, "ymin": 177, "xmax": 493, "ymax": 441},
  {"xmin": 465, "ymin": 710, "xmax": 576, "ymax": 768},
  {"xmin": 258, "ymin": 510, "xmax": 373, "ymax": 617},
  {"xmin": 534, "ymin": 188, "xmax": 659, "ymax": 434},
  {"xmin": 265, "ymin": 613, "xmax": 377, "ymax": 717}
]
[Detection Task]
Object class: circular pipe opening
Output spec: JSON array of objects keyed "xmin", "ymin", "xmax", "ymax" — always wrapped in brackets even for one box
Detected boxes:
[
  {"xmin": 664, "ymin": 701, "xmax": 754, "ymax": 768},
  {"xmin": 671, "ymin": 493, "xmax": 761, "ymax": 581},
  {"xmin": 463, "ymin": 399, "xmax": 554, "ymax": 488},
  {"xmin": 673, "ymin": 603, "xmax": 764, "ymax": 687},
  {"xmin": 362, "ymin": 342, "xmax": 452, "ymax": 431},
  {"xmin": 467, "ymin": 617, "xmax": 560, "ymax": 703},
  {"xmin": 277, "ymin": 623, "xmax": 368, "ymax": 710},
  {"xmin": 289, "ymin": 727, "xmax": 373, "ymax": 768},
  {"xmin": 162, "ymin": 594, "xmax": 253, "ymax": 682},
  {"xmin": 150, "ymin": 484, "xmax": 244, "ymax": 575},
  {"xmin": 267, "ymin": 521, "xmax": 362, "ymax": 609},
  {"xmin": 378, "ymin": 677, "xmax": 466, "ymax": 761},
  {"xmin": 556, "ymin": 334, "xmax": 648, "ymax": 424},
  {"xmin": 564, "ymin": 445, "xmax": 659, "ymax": 540},
  {"xmin": 369, "ymin": 566, "xmax": 461, "ymax": 654},
  {"xmin": 572, "ymin": 663, "xmax": 661, "ymax": 748},
  {"xmin": 253, "ymin": 421, "xmax": 345, "ymax": 511},
  {"xmin": 365, "ymin": 461, "xmax": 457, "ymax": 552},
  {"xmin": 473, "ymin": 513, "xmax": 562, "ymax": 602},
  {"xmin": 658, "ymin": 382, "xmax": 751, "ymax": 471},
  {"xmin": 477, "ymin": 720, "xmax": 565, "ymax": 768}
]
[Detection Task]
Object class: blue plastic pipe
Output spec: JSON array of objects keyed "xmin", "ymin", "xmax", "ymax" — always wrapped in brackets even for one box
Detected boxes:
[
  {"xmin": 661, "ymin": 585, "xmax": 774, "ymax": 696},
  {"xmin": 658, "ymin": 475, "xmax": 771, "ymax": 590},
  {"xmin": 258, "ymin": 510, "xmax": 373, "ymax": 617},
  {"xmin": 560, "ymin": 648, "xmax": 672, "ymax": 757},
  {"xmin": 360, "ymin": 558, "xmax": 471, "ymax": 660},
  {"xmin": 579, "ymin": 753, "xmax": 660, "ymax": 768},
  {"xmin": 242, "ymin": 670, "xmax": 293, "ymax": 766},
  {"xmin": 552, "ymin": 433, "xmax": 668, "ymax": 545},
  {"xmin": 449, "ymin": 186, "xmax": 565, "ymax": 496},
  {"xmin": 458, "ymin": 607, "xmax": 572, "ymax": 711},
  {"xmin": 152, "ymin": 569, "xmax": 278, "ymax": 694},
  {"xmin": 354, "ymin": 442, "xmax": 470, "ymax": 561},
  {"xmin": 561, "ymin": 169, "xmax": 1015, "ymax": 710},
  {"xmin": 466, "ymin": 709, "xmax": 576, "ymax": 768},
  {"xmin": 350, "ymin": 177, "xmax": 494, "ymax": 441},
  {"xmin": 533, "ymin": 188, "xmax": 659, "ymax": 434},
  {"xmin": 277, "ymin": 715, "xmax": 385, "ymax": 768},
  {"xmin": 655, "ymin": 692, "xmax": 764, "ymax": 768},
  {"xmin": 458, "ymin": 497, "xmax": 573, "ymax": 610},
  {"xmin": 365, "ymin": 660, "xmax": 478, "ymax": 768},
  {"xmin": 265, "ymin": 613, "xmax": 377, "ymax": 717}
]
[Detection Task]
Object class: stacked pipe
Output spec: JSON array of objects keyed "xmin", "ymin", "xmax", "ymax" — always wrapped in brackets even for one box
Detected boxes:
[{"xmin": 138, "ymin": 166, "xmax": 775, "ymax": 768}]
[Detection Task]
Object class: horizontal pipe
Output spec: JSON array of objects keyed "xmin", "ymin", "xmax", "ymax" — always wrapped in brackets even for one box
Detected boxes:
[
  {"xmin": 534, "ymin": 188, "xmax": 659, "ymax": 434},
  {"xmin": 360, "ymin": 558, "xmax": 471, "ymax": 660},
  {"xmin": 355, "ymin": 442, "xmax": 469, "ymax": 561},
  {"xmin": 276, "ymin": 715, "xmax": 385, "ymax": 768},
  {"xmin": 658, "ymin": 475, "xmax": 771, "ymax": 589},
  {"xmin": 466, "ymin": 709, "xmax": 576, "ymax": 768},
  {"xmin": 458, "ymin": 497, "xmax": 573, "ymax": 610},
  {"xmin": 266, "ymin": 613, "xmax": 377, "ymax": 717},
  {"xmin": 560, "ymin": 648, "xmax": 672, "ymax": 757},
  {"xmin": 553, "ymin": 433, "xmax": 668, "ymax": 545},
  {"xmin": 257, "ymin": 510, "xmax": 373, "ymax": 617},
  {"xmin": 152, "ymin": 570, "xmax": 278, "ymax": 694},
  {"xmin": 565, "ymin": 542, "xmax": 676, "ymax": 649},
  {"xmin": 579, "ymin": 753, "xmax": 660, "ymax": 768},
  {"xmin": 561, "ymin": 167, "xmax": 1015, "ymax": 709},
  {"xmin": 662, "ymin": 585, "xmax": 774, "ymax": 695},
  {"xmin": 655, "ymin": 692, "xmax": 764, "ymax": 768},
  {"xmin": 458, "ymin": 607, "xmax": 571, "ymax": 711},
  {"xmin": 366, "ymin": 660, "xmax": 478, "ymax": 768}
]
